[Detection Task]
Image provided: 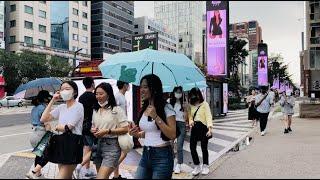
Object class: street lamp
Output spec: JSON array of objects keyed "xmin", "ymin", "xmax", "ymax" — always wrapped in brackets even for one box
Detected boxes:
[{"xmin": 73, "ymin": 48, "xmax": 83, "ymax": 68}]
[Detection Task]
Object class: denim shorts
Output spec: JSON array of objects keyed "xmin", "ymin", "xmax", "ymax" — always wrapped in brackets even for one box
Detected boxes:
[
  {"xmin": 135, "ymin": 145, "xmax": 174, "ymax": 179},
  {"xmin": 93, "ymin": 138, "xmax": 121, "ymax": 168}
]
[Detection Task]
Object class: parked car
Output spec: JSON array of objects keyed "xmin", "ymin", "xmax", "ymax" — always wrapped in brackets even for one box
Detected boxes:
[{"xmin": 0, "ymin": 96, "xmax": 24, "ymax": 107}]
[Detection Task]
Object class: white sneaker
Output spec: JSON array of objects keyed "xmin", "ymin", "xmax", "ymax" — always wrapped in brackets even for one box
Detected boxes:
[
  {"xmin": 261, "ymin": 131, "xmax": 265, "ymax": 136},
  {"xmin": 201, "ymin": 164, "xmax": 209, "ymax": 175},
  {"xmin": 84, "ymin": 168, "xmax": 97, "ymax": 178},
  {"xmin": 73, "ymin": 165, "xmax": 82, "ymax": 179},
  {"xmin": 25, "ymin": 171, "xmax": 42, "ymax": 179},
  {"xmin": 192, "ymin": 165, "xmax": 202, "ymax": 176},
  {"xmin": 174, "ymin": 164, "xmax": 181, "ymax": 174}
]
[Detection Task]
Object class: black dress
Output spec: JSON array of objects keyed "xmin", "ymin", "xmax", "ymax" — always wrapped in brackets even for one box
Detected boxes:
[
  {"xmin": 209, "ymin": 16, "xmax": 222, "ymax": 36},
  {"xmin": 248, "ymin": 100, "xmax": 258, "ymax": 120}
]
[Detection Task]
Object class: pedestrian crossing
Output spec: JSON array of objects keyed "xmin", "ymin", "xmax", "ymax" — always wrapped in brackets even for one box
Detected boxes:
[{"xmin": 26, "ymin": 109, "xmax": 253, "ymax": 179}]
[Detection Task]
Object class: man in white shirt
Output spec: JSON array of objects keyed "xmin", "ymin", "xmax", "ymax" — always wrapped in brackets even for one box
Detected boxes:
[{"xmin": 113, "ymin": 81, "xmax": 130, "ymax": 179}]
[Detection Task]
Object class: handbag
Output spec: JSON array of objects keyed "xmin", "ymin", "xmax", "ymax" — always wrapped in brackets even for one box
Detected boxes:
[
  {"xmin": 118, "ymin": 133, "xmax": 134, "ymax": 153},
  {"xmin": 46, "ymin": 125, "xmax": 84, "ymax": 164},
  {"xmin": 30, "ymin": 127, "xmax": 46, "ymax": 148},
  {"xmin": 193, "ymin": 105, "xmax": 213, "ymax": 139},
  {"xmin": 32, "ymin": 131, "xmax": 54, "ymax": 157}
]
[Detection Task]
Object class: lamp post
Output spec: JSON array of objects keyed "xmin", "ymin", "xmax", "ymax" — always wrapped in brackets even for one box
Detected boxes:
[{"xmin": 73, "ymin": 48, "xmax": 83, "ymax": 68}]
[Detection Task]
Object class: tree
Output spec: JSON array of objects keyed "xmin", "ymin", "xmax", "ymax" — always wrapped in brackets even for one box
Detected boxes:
[
  {"xmin": 268, "ymin": 53, "xmax": 294, "ymax": 89},
  {"xmin": 0, "ymin": 50, "xmax": 73, "ymax": 95},
  {"xmin": 228, "ymin": 37, "xmax": 249, "ymax": 97}
]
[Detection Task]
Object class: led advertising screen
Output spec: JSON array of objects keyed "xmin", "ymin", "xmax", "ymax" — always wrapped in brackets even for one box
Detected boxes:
[
  {"xmin": 206, "ymin": 1, "xmax": 228, "ymax": 76},
  {"xmin": 258, "ymin": 56, "xmax": 268, "ymax": 86},
  {"xmin": 132, "ymin": 32, "xmax": 158, "ymax": 51}
]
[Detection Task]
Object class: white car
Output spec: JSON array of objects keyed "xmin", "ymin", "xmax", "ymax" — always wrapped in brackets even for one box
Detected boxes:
[{"xmin": 0, "ymin": 96, "xmax": 24, "ymax": 107}]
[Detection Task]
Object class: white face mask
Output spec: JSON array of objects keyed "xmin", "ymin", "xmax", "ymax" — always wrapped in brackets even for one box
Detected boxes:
[
  {"xmin": 175, "ymin": 93, "xmax": 182, "ymax": 99},
  {"xmin": 98, "ymin": 100, "xmax": 108, "ymax": 107},
  {"xmin": 60, "ymin": 90, "xmax": 74, "ymax": 101}
]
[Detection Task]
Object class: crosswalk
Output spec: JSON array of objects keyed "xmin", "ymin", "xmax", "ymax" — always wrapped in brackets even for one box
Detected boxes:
[
  {"xmin": 27, "ymin": 109, "xmax": 253, "ymax": 179},
  {"xmin": 123, "ymin": 109, "xmax": 253, "ymax": 178}
]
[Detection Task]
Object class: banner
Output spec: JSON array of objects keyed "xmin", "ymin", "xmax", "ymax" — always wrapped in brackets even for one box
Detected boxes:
[
  {"xmin": 223, "ymin": 83, "xmax": 228, "ymax": 113},
  {"xmin": 206, "ymin": 1, "xmax": 228, "ymax": 76},
  {"xmin": 0, "ymin": 66, "xmax": 5, "ymax": 99},
  {"xmin": 257, "ymin": 43, "xmax": 268, "ymax": 86}
]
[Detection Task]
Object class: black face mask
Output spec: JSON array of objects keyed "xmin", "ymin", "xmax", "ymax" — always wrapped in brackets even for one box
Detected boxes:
[{"xmin": 190, "ymin": 96, "xmax": 199, "ymax": 105}]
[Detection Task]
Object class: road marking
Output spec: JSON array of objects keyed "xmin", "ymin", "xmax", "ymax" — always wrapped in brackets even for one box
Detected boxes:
[{"xmin": 0, "ymin": 132, "xmax": 31, "ymax": 138}]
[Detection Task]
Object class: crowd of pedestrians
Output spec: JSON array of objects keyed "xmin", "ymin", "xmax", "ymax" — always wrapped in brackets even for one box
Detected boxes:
[{"xmin": 27, "ymin": 75, "xmax": 214, "ymax": 179}]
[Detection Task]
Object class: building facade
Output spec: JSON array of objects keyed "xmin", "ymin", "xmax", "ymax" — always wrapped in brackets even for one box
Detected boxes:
[
  {"xmin": 230, "ymin": 21, "xmax": 262, "ymax": 51},
  {"xmin": 0, "ymin": 1, "xmax": 4, "ymax": 49},
  {"xmin": 238, "ymin": 37, "xmax": 251, "ymax": 88},
  {"xmin": 4, "ymin": 1, "xmax": 90, "ymax": 61},
  {"xmin": 134, "ymin": 16, "xmax": 177, "ymax": 53},
  {"xmin": 91, "ymin": 1, "xmax": 134, "ymax": 60},
  {"xmin": 249, "ymin": 50, "xmax": 258, "ymax": 87},
  {"xmin": 154, "ymin": 1, "xmax": 204, "ymax": 64},
  {"xmin": 304, "ymin": 1, "xmax": 320, "ymax": 97}
]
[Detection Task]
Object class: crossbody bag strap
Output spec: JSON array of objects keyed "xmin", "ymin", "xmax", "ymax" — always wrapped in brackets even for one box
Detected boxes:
[{"xmin": 193, "ymin": 105, "xmax": 202, "ymax": 122}]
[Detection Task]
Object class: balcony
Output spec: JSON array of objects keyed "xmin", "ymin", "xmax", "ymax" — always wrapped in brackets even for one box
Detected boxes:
[{"xmin": 16, "ymin": 42, "xmax": 91, "ymax": 61}]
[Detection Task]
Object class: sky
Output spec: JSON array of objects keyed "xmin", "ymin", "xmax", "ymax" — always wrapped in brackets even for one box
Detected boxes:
[{"xmin": 134, "ymin": 1, "xmax": 304, "ymax": 85}]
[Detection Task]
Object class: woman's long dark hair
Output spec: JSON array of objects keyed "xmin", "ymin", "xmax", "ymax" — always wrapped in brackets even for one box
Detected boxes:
[
  {"xmin": 136, "ymin": 74, "xmax": 171, "ymax": 141},
  {"xmin": 93, "ymin": 82, "xmax": 117, "ymax": 111},
  {"xmin": 189, "ymin": 87, "xmax": 205, "ymax": 105},
  {"xmin": 170, "ymin": 86, "xmax": 184, "ymax": 112}
]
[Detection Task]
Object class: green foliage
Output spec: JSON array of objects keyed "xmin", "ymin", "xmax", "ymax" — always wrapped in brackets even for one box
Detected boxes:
[{"xmin": 0, "ymin": 50, "xmax": 73, "ymax": 95}]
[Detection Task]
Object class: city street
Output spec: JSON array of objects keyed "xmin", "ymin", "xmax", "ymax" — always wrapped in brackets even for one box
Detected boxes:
[
  {"xmin": 200, "ymin": 102, "xmax": 320, "ymax": 179},
  {"xmin": 0, "ymin": 108, "xmax": 253, "ymax": 179}
]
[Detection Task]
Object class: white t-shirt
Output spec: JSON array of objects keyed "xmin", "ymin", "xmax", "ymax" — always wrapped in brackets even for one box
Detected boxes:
[
  {"xmin": 139, "ymin": 104, "xmax": 176, "ymax": 147},
  {"xmin": 173, "ymin": 102, "xmax": 185, "ymax": 122},
  {"xmin": 50, "ymin": 102, "xmax": 84, "ymax": 135},
  {"xmin": 115, "ymin": 92, "xmax": 127, "ymax": 115}
]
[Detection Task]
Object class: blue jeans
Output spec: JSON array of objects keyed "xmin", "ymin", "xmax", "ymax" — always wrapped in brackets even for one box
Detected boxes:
[
  {"xmin": 135, "ymin": 146, "xmax": 174, "ymax": 179},
  {"xmin": 176, "ymin": 121, "xmax": 186, "ymax": 164}
]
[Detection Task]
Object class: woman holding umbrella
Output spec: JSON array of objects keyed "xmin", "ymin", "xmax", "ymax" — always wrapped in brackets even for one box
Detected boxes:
[{"xmin": 129, "ymin": 74, "xmax": 177, "ymax": 179}]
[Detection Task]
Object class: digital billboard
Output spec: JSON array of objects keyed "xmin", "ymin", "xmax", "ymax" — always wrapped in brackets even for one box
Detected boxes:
[
  {"xmin": 257, "ymin": 42, "xmax": 268, "ymax": 86},
  {"xmin": 223, "ymin": 83, "xmax": 228, "ymax": 114},
  {"xmin": 132, "ymin": 32, "xmax": 158, "ymax": 51},
  {"xmin": 206, "ymin": 1, "xmax": 228, "ymax": 76}
]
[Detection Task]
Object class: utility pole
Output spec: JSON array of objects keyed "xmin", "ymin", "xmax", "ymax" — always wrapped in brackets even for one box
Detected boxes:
[{"xmin": 73, "ymin": 48, "xmax": 83, "ymax": 68}]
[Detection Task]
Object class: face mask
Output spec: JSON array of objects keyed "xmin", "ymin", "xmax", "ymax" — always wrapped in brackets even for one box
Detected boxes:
[
  {"xmin": 98, "ymin": 100, "xmax": 108, "ymax": 107},
  {"xmin": 175, "ymin": 93, "xmax": 182, "ymax": 99},
  {"xmin": 190, "ymin": 96, "xmax": 198, "ymax": 104},
  {"xmin": 60, "ymin": 90, "xmax": 73, "ymax": 101}
]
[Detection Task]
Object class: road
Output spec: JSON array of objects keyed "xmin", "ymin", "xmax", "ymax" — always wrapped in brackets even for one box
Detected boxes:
[{"xmin": 0, "ymin": 113, "xmax": 32, "ymax": 155}]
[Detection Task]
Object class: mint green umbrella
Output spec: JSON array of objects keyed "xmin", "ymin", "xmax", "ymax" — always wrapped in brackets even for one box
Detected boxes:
[{"xmin": 98, "ymin": 49, "xmax": 206, "ymax": 92}]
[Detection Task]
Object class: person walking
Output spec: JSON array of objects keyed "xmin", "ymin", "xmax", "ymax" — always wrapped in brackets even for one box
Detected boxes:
[
  {"xmin": 75, "ymin": 77, "xmax": 98, "ymax": 178},
  {"xmin": 41, "ymin": 81, "xmax": 84, "ymax": 179},
  {"xmin": 169, "ymin": 86, "xmax": 188, "ymax": 174},
  {"xmin": 91, "ymin": 82, "xmax": 129, "ymax": 179},
  {"xmin": 113, "ymin": 80, "xmax": 130, "ymax": 179},
  {"xmin": 26, "ymin": 90, "xmax": 52, "ymax": 179},
  {"xmin": 255, "ymin": 86, "xmax": 273, "ymax": 136},
  {"xmin": 279, "ymin": 91, "xmax": 295, "ymax": 134},
  {"xmin": 188, "ymin": 87, "xmax": 213, "ymax": 176},
  {"xmin": 247, "ymin": 89, "xmax": 258, "ymax": 127},
  {"xmin": 129, "ymin": 74, "xmax": 177, "ymax": 179}
]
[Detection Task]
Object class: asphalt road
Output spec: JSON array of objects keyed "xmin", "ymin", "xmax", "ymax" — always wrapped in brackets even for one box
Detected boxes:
[{"xmin": 0, "ymin": 113, "xmax": 30, "ymax": 128}]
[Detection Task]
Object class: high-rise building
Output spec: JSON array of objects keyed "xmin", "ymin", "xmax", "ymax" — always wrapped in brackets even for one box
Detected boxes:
[
  {"xmin": 230, "ymin": 21, "xmax": 262, "ymax": 51},
  {"xmin": 4, "ymin": 1, "xmax": 90, "ymax": 61},
  {"xmin": 303, "ymin": 1, "xmax": 320, "ymax": 97},
  {"xmin": 134, "ymin": 16, "xmax": 177, "ymax": 53},
  {"xmin": 238, "ymin": 37, "xmax": 251, "ymax": 88},
  {"xmin": 0, "ymin": 1, "xmax": 4, "ymax": 49},
  {"xmin": 154, "ymin": 1, "xmax": 204, "ymax": 64},
  {"xmin": 249, "ymin": 50, "xmax": 258, "ymax": 87},
  {"xmin": 91, "ymin": 1, "xmax": 134, "ymax": 60}
]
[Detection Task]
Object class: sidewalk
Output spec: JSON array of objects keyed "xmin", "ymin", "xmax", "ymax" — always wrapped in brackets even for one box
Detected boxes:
[
  {"xmin": 202, "ymin": 101, "xmax": 320, "ymax": 179},
  {"xmin": 0, "ymin": 109, "xmax": 254, "ymax": 179}
]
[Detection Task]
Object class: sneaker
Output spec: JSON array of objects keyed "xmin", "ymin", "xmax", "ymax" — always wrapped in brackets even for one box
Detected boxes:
[
  {"xmin": 73, "ymin": 165, "xmax": 82, "ymax": 179},
  {"xmin": 201, "ymin": 164, "xmax": 209, "ymax": 175},
  {"xmin": 261, "ymin": 131, "xmax": 265, "ymax": 136},
  {"xmin": 174, "ymin": 164, "xmax": 181, "ymax": 174},
  {"xmin": 112, "ymin": 175, "xmax": 127, "ymax": 179},
  {"xmin": 84, "ymin": 169, "xmax": 97, "ymax": 178},
  {"xmin": 25, "ymin": 171, "xmax": 42, "ymax": 179},
  {"xmin": 284, "ymin": 129, "xmax": 289, "ymax": 134},
  {"xmin": 288, "ymin": 127, "xmax": 292, "ymax": 132},
  {"xmin": 192, "ymin": 165, "xmax": 201, "ymax": 176}
]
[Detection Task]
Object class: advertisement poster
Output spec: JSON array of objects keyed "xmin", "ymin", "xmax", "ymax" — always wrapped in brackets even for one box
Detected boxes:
[
  {"xmin": 258, "ymin": 56, "xmax": 268, "ymax": 86},
  {"xmin": 206, "ymin": 1, "xmax": 228, "ymax": 76},
  {"xmin": 223, "ymin": 83, "xmax": 228, "ymax": 114},
  {"xmin": 0, "ymin": 66, "xmax": 5, "ymax": 99}
]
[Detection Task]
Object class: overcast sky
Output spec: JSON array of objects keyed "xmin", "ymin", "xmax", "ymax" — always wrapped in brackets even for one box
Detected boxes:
[{"xmin": 134, "ymin": 1, "xmax": 304, "ymax": 84}]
